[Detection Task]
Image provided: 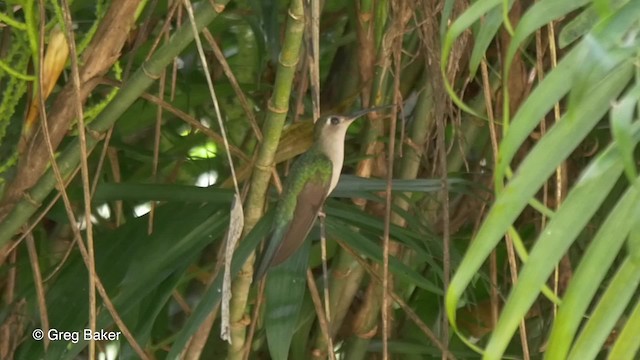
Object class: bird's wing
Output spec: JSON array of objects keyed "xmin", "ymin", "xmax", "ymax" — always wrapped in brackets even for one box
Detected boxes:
[
  {"xmin": 255, "ymin": 167, "xmax": 331, "ymax": 280},
  {"xmin": 270, "ymin": 178, "xmax": 329, "ymax": 265}
]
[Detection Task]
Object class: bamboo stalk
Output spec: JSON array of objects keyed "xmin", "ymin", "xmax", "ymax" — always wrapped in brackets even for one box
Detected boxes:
[{"xmin": 227, "ymin": 0, "xmax": 305, "ymax": 358}]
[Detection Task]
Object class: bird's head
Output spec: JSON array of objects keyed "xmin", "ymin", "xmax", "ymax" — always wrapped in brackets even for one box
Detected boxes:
[
  {"xmin": 313, "ymin": 114, "xmax": 356, "ymax": 142},
  {"xmin": 313, "ymin": 106, "xmax": 392, "ymax": 142}
]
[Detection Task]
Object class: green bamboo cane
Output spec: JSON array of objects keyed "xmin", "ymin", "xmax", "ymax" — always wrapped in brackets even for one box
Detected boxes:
[
  {"xmin": 0, "ymin": 0, "xmax": 231, "ymax": 247},
  {"xmin": 227, "ymin": 0, "xmax": 305, "ymax": 357}
]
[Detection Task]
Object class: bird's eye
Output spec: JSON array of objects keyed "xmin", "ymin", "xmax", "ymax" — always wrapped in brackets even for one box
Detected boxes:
[{"xmin": 329, "ymin": 116, "xmax": 340, "ymax": 125}]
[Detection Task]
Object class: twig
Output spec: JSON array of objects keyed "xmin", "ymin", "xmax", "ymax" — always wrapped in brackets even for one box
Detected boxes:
[
  {"xmin": 181, "ymin": 0, "xmax": 244, "ymax": 348},
  {"xmin": 25, "ymin": 230, "xmax": 50, "ymax": 350},
  {"xmin": 58, "ymin": 0, "xmax": 98, "ymax": 356},
  {"xmin": 202, "ymin": 29, "xmax": 262, "ymax": 142},
  {"xmin": 36, "ymin": 2, "xmax": 147, "ymax": 357},
  {"xmin": 336, "ymin": 239, "xmax": 456, "ymax": 360},
  {"xmin": 306, "ymin": 270, "xmax": 336, "ymax": 360},
  {"xmin": 97, "ymin": 78, "xmax": 250, "ymax": 162}
]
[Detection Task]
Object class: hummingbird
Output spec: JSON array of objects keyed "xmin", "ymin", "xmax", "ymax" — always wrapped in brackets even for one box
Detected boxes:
[{"xmin": 254, "ymin": 107, "xmax": 388, "ymax": 279}]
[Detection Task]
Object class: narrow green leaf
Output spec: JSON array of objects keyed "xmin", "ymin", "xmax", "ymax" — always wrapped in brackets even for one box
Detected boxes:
[
  {"xmin": 607, "ymin": 297, "xmax": 640, "ymax": 359},
  {"xmin": 558, "ymin": 0, "xmax": 630, "ymax": 48},
  {"xmin": 439, "ymin": 0, "xmax": 455, "ymax": 40},
  {"xmin": 265, "ymin": 240, "xmax": 311, "ymax": 360},
  {"xmin": 568, "ymin": 259, "xmax": 640, "ymax": 360},
  {"xmin": 166, "ymin": 210, "xmax": 272, "ymax": 359},
  {"xmin": 610, "ymin": 83, "xmax": 640, "ymax": 186},
  {"xmin": 505, "ymin": 0, "xmax": 590, "ymax": 73},
  {"xmin": 468, "ymin": 3, "xmax": 507, "ymax": 77},
  {"xmin": 545, "ymin": 183, "xmax": 640, "ymax": 358},
  {"xmin": 484, "ymin": 144, "xmax": 626, "ymax": 358},
  {"xmin": 451, "ymin": 61, "xmax": 633, "ymax": 301},
  {"xmin": 447, "ymin": 63, "xmax": 634, "ymax": 358},
  {"xmin": 327, "ymin": 201, "xmax": 436, "ymax": 263},
  {"xmin": 497, "ymin": 2, "xmax": 640, "ymax": 181},
  {"xmin": 441, "ymin": 0, "xmax": 502, "ymax": 116},
  {"xmin": 17, "ymin": 202, "xmax": 227, "ymax": 359},
  {"xmin": 94, "ymin": 182, "xmax": 235, "ymax": 203},
  {"xmin": 333, "ymin": 175, "xmax": 472, "ymax": 197},
  {"xmin": 627, "ymin": 211, "xmax": 640, "ymax": 264},
  {"xmin": 289, "ymin": 289, "xmax": 315, "ymax": 360},
  {"xmin": 327, "ymin": 219, "xmax": 442, "ymax": 295}
]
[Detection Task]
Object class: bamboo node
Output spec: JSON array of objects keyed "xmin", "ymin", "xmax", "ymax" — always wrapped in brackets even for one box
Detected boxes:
[
  {"xmin": 210, "ymin": 2, "xmax": 226, "ymax": 13},
  {"xmin": 86, "ymin": 128, "xmax": 104, "ymax": 141},
  {"xmin": 253, "ymin": 162, "xmax": 273, "ymax": 172},
  {"xmin": 266, "ymin": 102, "xmax": 288, "ymax": 114},
  {"xmin": 355, "ymin": 325, "xmax": 377, "ymax": 339},
  {"xmin": 23, "ymin": 192, "xmax": 40, "ymax": 208},
  {"xmin": 333, "ymin": 268, "xmax": 352, "ymax": 279},
  {"xmin": 287, "ymin": 8, "xmax": 302, "ymax": 21},
  {"xmin": 141, "ymin": 63, "xmax": 161, "ymax": 80},
  {"xmin": 231, "ymin": 315, "xmax": 251, "ymax": 328},
  {"xmin": 311, "ymin": 348, "xmax": 326, "ymax": 357},
  {"xmin": 359, "ymin": 12, "xmax": 373, "ymax": 22},
  {"xmin": 278, "ymin": 52, "xmax": 300, "ymax": 68}
]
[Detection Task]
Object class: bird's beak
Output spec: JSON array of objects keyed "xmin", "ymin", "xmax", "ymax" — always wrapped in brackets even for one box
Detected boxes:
[{"xmin": 346, "ymin": 105, "xmax": 394, "ymax": 122}]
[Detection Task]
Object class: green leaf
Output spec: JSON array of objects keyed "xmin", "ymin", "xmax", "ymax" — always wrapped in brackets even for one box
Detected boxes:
[
  {"xmin": 568, "ymin": 259, "xmax": 640, "ymax": 359},
  {"xmin": 441, "ymin": 0, "xmax": 503, "ymax": 116},
  {"xmin": 610, "ymin": 83, "xmax": 640, "ymax": 186},
  {"xmin": 484, "ymin": 144, "xmax": 626, "ymax": 358},
  {"xmin": 607, "ymin": 296, "xmax": 640, "ymax": 358},
  {"xmin": 265, "ymin": 239, "xmax": 311, "ymax": 360},
  {"xmin": 447, "ymin": 62, "xmax": 634, "ymax": 358},
  {"xmin": 545, "ymin": 181, "xmax": 640, "ymax": 358},
  {"xmin": 166, "ymin": 209, "xmax": 272, "ymax": 359},
  {"xmin": 497, "ymin": 0, "xmax": 640, "ymax": 182},
  {"xmin": 17, "ymin": 201, "xmax": 227, "ymax": 359},
  {"xmin": 94, "ymin": 182, "xmax": 235, "ymax": 203},
  {"xmin": 468, "ymin": 0, "xmax": 515, "ymax": 77},
  {"xmin": 332, "ymin": 175, "xmax": 474, "ymax": 198},
  {"xmin": 506, "ymin": 0, "xmax": 590, "ymax": 68},
  {"xmin": 558, "ymin": 0, "xmax": 630, "ymax": 48},
  {"xmin": 327, "ymin": 219, "xmax": 442, "ymax": 295}
]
